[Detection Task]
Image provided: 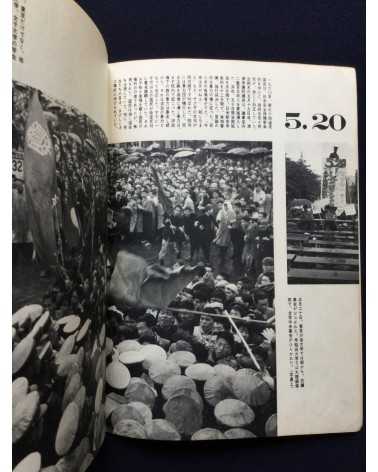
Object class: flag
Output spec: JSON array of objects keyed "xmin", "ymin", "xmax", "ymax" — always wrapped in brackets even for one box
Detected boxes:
[
  {"xmin": 23, "ymin": 91, "xmax": 58, "ymax": 269},
  {"xmin": 109, "ymin": 251, "xmax": 200, "ymax": 309},
  {"xmin": 151, "ymin": 166, "xmax": 173, "ymax": 216}
]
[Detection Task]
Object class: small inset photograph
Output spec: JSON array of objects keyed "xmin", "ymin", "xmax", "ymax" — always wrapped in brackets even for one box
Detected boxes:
[{"xmin": 286, "ymin": 143, "xmax": 359, "ymax": 284}]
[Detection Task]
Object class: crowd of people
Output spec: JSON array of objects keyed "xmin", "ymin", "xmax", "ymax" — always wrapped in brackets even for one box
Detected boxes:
[
  {"xmin": 107, "ymin": 253, "xmax": 276, "ymax": 438},
  {"xmin": 12, "ymin": 81, "xmax": 108, "ymax": 331},
  {"xmin": 108, "ymin": 143, "xmax": 273, "ymax": 278},
  {"xmin": 108, "ymin": 256, "xmax": 276, "ymax": 372},
  {"xmin": 106, "ymin": 142, "xmax": 276, "ymax": 437}
]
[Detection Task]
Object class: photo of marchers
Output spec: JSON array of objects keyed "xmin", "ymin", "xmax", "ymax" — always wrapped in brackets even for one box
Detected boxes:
[
  {"xmin": 106, "ymin": 140, "xmax": 277, "ymax": 440},
  {"xmin": 286, "ymin": 143, "xmax": 359, "ymax": 284},
  {"xmin": 12, "ymin": 81, "xmax": 108, "ymax": 468}
]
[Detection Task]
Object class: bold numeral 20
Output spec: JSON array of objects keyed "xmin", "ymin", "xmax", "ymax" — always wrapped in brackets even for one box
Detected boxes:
[{"xmin": 285, "ymin": 113, "xmax": 346, "ymax": 131}]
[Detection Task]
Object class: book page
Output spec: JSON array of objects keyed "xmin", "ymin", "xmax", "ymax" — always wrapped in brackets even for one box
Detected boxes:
[
  {"xmin": 105, "ymin": 59, "xmax": 362, "ymax": 441},
  {"xmin": 12, "ymin": 1, "xmax": 108, "ymax": 470}
]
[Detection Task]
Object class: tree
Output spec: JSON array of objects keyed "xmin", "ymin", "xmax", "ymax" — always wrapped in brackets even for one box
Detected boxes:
[{"xmin": 286, "ymin": 157, "xmax": 321, "ymax": 203}]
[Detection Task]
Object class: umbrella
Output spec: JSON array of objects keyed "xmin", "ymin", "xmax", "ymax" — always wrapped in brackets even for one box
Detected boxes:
[
  {"xmin": 168, "ymin": 351, "xmax": 196, "ymax": 368},
  {"xmin": 202, "ymin": 144, "xmax": 216, "ymax": 150},
  {"xmin": 117, "ymin": 340, "xmax": 142, "ymax": 353},
  {"xmin": 125, "ymin": 155, "xmax": 143, "ymax": 163},
  {"xmin": 173, "ymin": 150, "xmax": 196, "ymax": 159},
  {"xmin": 131, "ymin": 152, "xmax": 145, "ymax": 158},
  {"xmin": 224, "ymin": 428, "xmax": 256, "ymax": 439},
  {"xmin": 146, "ymin": 142, "xmax": 160, "ymax": 151},
  {"xmin": 151, "ymin": 152, "xmax": 168, "ymax": 158},
  {"xmin": 129, "ymin": 146, "xmax": 145, "ymax": 153},
  {"xmin": 149, "ymin": 360, "xmax": 180, "ymax": 385},
  {"xmin": 250, "ymin": 146, "xmax": 271, "ymax": 154},
  {"xmin": 191, "ymin": 428, "xmax": 225, "ymax": 440},
  {"xmin": 146, "ymin": 419, "xmax": 181, "ymax": 440},
  {"xmin": 106, "ymin": 361, "xmax": 131, "ymax": 390},
  {"xmin": 214, "ymin": 399, "xmax": 255, "ymax": 427},
  {"xmin": 124, "ymin": 379, "xmax": 157, "ymax": 409},
  {"xmin": 232, "ymin": 369, "xmax": 271, "ymax": 407},
  {"xmin": 227, "ymin": 147, "xmax": 250, "ymax": 156},
  {"xmin": 203, "ymin": 143, "xmax": 227, "ymax": 150},
  {"xmin": 289, "ymin": 198, "xmax": 312, "ymax": 208},
  {"xmin": 161, "ymin": 375, "xmax": 196, "ymax": 400},
  {"xmin": 174, "ymin": 147, "xmax": 194, "ymax": 153},
  {"xmin": 141, "ymin": 344, "xmax": 167, "ymax": 370},
  {"xmin": 113, "ymin": 419, "xmax": 147, "ymax": 439},
  {"xmin": 163, "ymin": 394, "xmax": 203, "ymax": 436}
]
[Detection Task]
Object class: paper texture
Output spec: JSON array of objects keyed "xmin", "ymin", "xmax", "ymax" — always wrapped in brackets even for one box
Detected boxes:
[{"xmin": 13, "ymin": 0, "xmax": 109, "ymax": 135}]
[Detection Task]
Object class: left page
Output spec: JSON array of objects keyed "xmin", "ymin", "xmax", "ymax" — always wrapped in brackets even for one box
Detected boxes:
[{"xmin": 12, "ymin": 1, "xmax": 109, "ymax": 470}]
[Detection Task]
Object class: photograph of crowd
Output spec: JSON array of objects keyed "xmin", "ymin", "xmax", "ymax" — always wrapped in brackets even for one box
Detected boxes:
[
  {"xmin": 12, "ymin": 81, "xmax": 108, "ymax": 469},
  {"xmin": 106, "ymin": 140, "xmax": 277, "ymax": 440},
  {"xmin": 286, "ymin": 143, "xmax": 359, "ymax": 284}
]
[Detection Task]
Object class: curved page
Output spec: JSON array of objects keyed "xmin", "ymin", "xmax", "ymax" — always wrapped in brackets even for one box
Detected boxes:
[{"xmin": 12, "ymin": 1, "xmax": 109, "ymax": 470}]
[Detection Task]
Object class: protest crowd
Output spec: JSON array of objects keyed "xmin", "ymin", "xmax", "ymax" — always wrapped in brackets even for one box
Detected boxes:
[
  {"xmin": 13, "ymin": 81, "xmax": 108, "ymax": 318},
  {"xmin": 12, "ymin": 82, "xmax": 109, "ymax": 469},
  {"xmin": 108, "ymin": 142, "xmax": 273, "ymax": 273},
  {"xmin": 106, "ymin": 142, "xmax": 277, "ymax": 440}
]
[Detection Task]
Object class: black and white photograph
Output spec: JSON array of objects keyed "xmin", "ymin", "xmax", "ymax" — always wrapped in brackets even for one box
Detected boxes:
[
  {"xmin": 286, "ymin": 143, "xmax": 359, "ymax": 284},
  {"xmin": 106, "ymin": 140, "xmax": 277, "ymax": 440},
  {"xmin": 12, "ymin": 81, "xmax": 108, "ymax": 469}
]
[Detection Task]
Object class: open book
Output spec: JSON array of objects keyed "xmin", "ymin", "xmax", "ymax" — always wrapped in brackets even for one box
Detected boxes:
[{"xmin": 12, "ymin": 0, "xmax": 363, "ymax": 470}]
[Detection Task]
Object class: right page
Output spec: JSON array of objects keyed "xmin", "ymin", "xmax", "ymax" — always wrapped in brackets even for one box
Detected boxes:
[{"xmin": 105, "ymin": 59, "xmax": 362, "ymax": 440}]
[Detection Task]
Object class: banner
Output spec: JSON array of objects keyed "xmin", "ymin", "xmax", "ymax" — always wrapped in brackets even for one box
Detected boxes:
[
  {"xmin": 110, "ymin": 251, "xmax": 199, "ymax": 309},
  {"xmin": 23, "ymin": 91, "xmax": 58, "ymax": 268}
]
